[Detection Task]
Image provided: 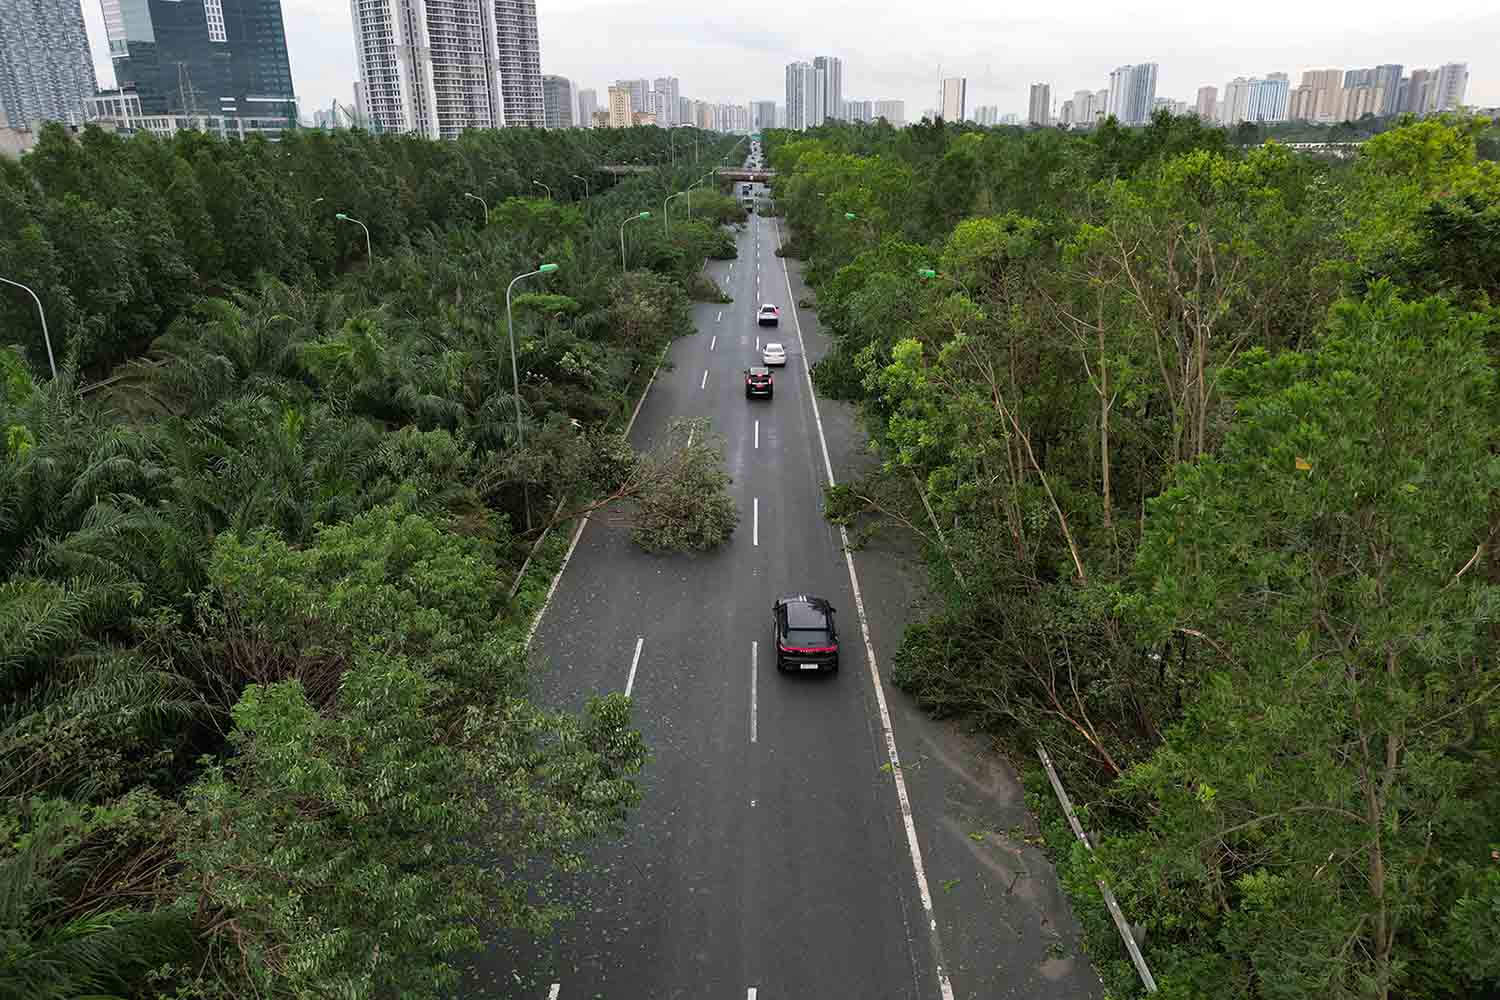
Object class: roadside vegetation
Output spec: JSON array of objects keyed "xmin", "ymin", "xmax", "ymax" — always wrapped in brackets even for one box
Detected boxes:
[
  {"xmin": 769, "ymin": 111, "xmax": 1498, "ymax": 1000},
  {"xmin": 0, "ymin": 123, "xmax": 744, "ymax": 999}
]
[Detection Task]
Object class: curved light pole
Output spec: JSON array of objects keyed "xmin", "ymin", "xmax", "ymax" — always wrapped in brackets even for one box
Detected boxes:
[
  {"xmin": 664, "ymin": 191, "xmax": 687, "ymax": 236},
  {"xmin": 0, "ymin": 276, "xmax": 56, "ymax": 379},
  {"xmin": 619, "ymin": 211, "xmax": 650, "ymax": 271},
  {"xmin": 505, "ymin": 262, "xmax": 560, "ymax": 531},
  {"xmin": 335, "ymin": 212, "xmax": 371, "ymax": 259},
  {"xmin": 464, "ymin": 191, "xmax": 488, "ymax": 225},
  {"xmin": 686, "ymin": 168, "xmax": 716, "ymax": 219},
  {"xmin": 571, "ymin": 173, "xmax": 589, "ymax": 199},
  {"xmin": 532, "ymin": 179, "xmax": 551, "ymax": 200}
]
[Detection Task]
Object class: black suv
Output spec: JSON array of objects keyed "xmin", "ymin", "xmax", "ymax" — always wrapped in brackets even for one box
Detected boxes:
[
  {"xmin": 772, "ymin": 595, "xmax": 840, "ymax": 673},
  {"xmin": 745, "ymin": 366, "xmax": 773, "ymax": 399}
]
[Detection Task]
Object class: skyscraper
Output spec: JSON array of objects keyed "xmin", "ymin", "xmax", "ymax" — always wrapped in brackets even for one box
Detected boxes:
[
  {"xmin": 752, "ymin": 100, "xmax": 777, "ymax": 130},
  {"xmin": 1246, "ymin": 73, "xmax": 1289, "ymax": 122},
  {"xmin": 1299, "ymin": 68, "xmax": 1344, "ymax": 122},
  {"xmin": 1431, "ymin": 62, "xmax": 1469, "ymax": 111},
  {"xmin": 577, "ymin": 88, "xmax": 597, "ymax": 127},
  {"xmin": 606, "ymin": 85, "xmax": 630, "ymax": 128},
  {"xmin": 542, "ymin": 75, "xmax": 573, "ymax": 128},
  {"xmin": 1107, "ymin": 63, "xmax": 1157, "ymax": 124},
  {"xmin": 495, "ymin": 0, "xmax": 544, "ymax": 126},
  {"xmin": 813, "ymin": 56, "xmax": 842, "ymax": 124},
  {"xmin": 940, "ymin": 77, "xmax": 966, "ymax": 122},
  {"xmin": 350, "ymin": 0, "xmax": 499, "ymax": 139},
  {"xmin": 873, "ymin": 99, "xmax": 904, "ymax": 126},
  {"xmin": 785, "ymin": 61, "xmax": 814, "ymax": 130},
  {"xmin": 1195, "ymin": 85, "xmax": 1217, "ymax": 120},
  {"xmin": 98, "ymin": 0, "xmax": 295, "ymax": 133},
  {"xmin": 1028, "ymin": 83, "xmax": 1051, "ymax": 126},
  {"xmin": 1072, "ymin": 89, "xmax": 1095, "ymax": 123},
  {"xmin": 1372, "ymin": 64, "xmax": 1403, "ymax": 115},
  {"xmin": 1404, "ymin": 68, "xmax": 1433, "ymax": 113},
  {"xmin": 0, "ymin": 0, "xmax": 97, "ymax": 128},
  {"xmin": 653, "ymin": 76, "xmax": 679, "ymax": 125}
]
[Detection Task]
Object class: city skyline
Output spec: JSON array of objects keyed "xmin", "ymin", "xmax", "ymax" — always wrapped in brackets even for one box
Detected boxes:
[{"xmin": 61, "ymin": 0, "xmax": 1500, "ymax": 128}]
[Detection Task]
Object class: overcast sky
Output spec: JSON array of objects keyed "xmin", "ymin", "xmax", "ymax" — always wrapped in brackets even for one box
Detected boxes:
[{"xmin": 81, "ymin": 0, "xmax": 1497, "ymax": 120}]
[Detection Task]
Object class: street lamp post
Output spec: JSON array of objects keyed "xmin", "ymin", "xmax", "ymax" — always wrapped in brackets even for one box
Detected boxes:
[
  {"xmin": 0, "ymin": 276, "xmax": 56, "ymax": 379},
  {"xmin": 506, "ymin": 263, "xmax": 560, "ymax": 531},
  {"xmin": 619, "ymin": 211, "xmax": 651, "ymax": 271},
  {"xmin": 464, "ymin": 192, "xmax": 489, "ymax": 225},
  {"xmin": 664, "ymin": 191, "xmax": 687, "ymax": 236},
  {"xmin": 532, "ymin": 179, "xmax": 551, "ymax": 200},
  {"xmin": 335, "ymin": 213, "xmax": 371, "ymax": 260},
  {"xmin": 571, "ymin": 173, "xmax": 589, "ymax": 199}
]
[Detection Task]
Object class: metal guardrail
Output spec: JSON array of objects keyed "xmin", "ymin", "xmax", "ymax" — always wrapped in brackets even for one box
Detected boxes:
[{"xmin": 1036, "ymin": 742, "xmax": 1158, "ymax": 993}]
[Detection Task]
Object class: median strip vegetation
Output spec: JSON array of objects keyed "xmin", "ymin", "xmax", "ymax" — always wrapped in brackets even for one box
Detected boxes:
[
  {"xmin": 0, "ymin": 123, "xmax": 746, "ymax": 998},
  {"xmin": 769, "ymin": 112, "xmax": 1499, "ymax": 1000}
]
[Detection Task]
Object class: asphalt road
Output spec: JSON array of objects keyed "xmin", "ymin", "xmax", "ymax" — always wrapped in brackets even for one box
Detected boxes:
[{"xmin": 470, "ymin": 150, "xmax": 1105, "ymax": 1000}]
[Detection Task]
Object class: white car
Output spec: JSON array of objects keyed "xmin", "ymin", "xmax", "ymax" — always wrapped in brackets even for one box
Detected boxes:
[
  {"xmin": 757, "ymin": 303, "xmax": 780, "ymax": 326},
  {"xmin": 762, "ymin": 342, "xmax": 787, "ymax": 366}
]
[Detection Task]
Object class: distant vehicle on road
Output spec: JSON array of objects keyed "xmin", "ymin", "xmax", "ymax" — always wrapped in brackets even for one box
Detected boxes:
[
  {"xmin": 757, "ymin": 304, "xmax": 780, "ymax": 326},
  {"xmin": 744, "ymin": 366, "xmax": 773, "ymax": 399},
  {"xmin": 762, "ymin": 342, "xmax": 786, "ymax": 366},
  {"xmin": 772, "ymin": 595, "xmax": 840, "ymax": 673}
]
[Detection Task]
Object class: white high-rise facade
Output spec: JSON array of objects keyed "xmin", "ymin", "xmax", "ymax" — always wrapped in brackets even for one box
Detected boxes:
[
  {"xmin": 813, "ymin": 56, "xmax": 842, "ymax": 125},
  {"xmin": 494, "ymin": 0, "xmax": 544, "ymax": 126},
  {"xmin": 1431, "ymin": 62, "xmax": 1469, "ymax": 111},
  {"xmin": 785, "ymin": 61, "xmax": 815, "ymax": 130},
  {"xmin": 350, "ymin": 0, "xmax": 542, "ymax": 136},
  {"xmin": 349, "ymin": 0, "xmax": 502, "ymax": 139},
  {"xmin": 1195, "ymin": 85, "xmax": 1217, "ymax": 120},
  {"xmin": 654, "ymin": 76, "xmax": 680, "ymax": 125},
  {"xmin": 940, "ymin": 77, "xmax": 966, "ymax": 121},
  {"xmin": 1028, "ymin": 83, "xmax": 1051, "ymax": 126},
  {"xmin": 1107, "ymin": 62, "xmax": 1157, "ymax": 124},
  {"xmin": 0, "ymin": 0, "xmax": 98, "ymax": 128},
  {"xmin": 873, "ymin": 99, "xmax": 905, "ymax": 126}
]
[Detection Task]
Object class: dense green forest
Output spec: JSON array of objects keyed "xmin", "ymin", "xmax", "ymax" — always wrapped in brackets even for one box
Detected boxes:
[
  {"xmin": 0, "ymin": 123, "xmax": 744, "ymax": 998},
  {"xmin": 767, "ymin": 111, "xmax": 1498, "ymax": 1000}
]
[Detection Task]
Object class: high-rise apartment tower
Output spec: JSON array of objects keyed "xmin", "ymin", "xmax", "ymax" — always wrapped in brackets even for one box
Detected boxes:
[{"xmin": 0, "ymin": 0, "xmax": 97, "ymax": 128}]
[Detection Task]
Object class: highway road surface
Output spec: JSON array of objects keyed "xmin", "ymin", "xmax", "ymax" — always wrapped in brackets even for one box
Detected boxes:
[{"xmin": 469, "ymin": 150, "xmax": 1105, "ymax": 1000}]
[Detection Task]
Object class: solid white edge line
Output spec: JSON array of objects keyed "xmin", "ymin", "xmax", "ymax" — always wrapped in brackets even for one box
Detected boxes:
[
  {"xmin": 750, "ymin": 640, "xmax": 758, "ymax": 743},
  {"xmin": 775, "ymin": 219, "xmax": 957, "ymax": 1000},
  {"xmin": 753, "ymin": 496, "xmax": 759, "ymax": 546},
  {"xmin": 625, "ymin": 635, "xmax": 645, "ymax": 697},
  {"xmin": 524, "ymin": 359, "xmax": 661, "ymax": 651},
  {"xmin": 548, "ymin": 985, "xmax": 560, "ymax": 1000},
  {"xmin": 700, "ymin": 369, "xmax": 708, "ymax": 390}
]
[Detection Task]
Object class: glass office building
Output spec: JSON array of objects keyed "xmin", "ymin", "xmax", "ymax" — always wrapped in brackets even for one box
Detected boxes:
[{"xmin": 98, "ymin": 0, "xmax": 296, "ymax": 133}]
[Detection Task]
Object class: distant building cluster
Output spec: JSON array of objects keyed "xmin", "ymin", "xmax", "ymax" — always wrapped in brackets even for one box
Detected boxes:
[
  {"xmin": 1043, "ymin": 60, "xmax": 1469, "ymax": 132},
  {"xmin": 782, "ymin": 56, "xmax": 904, "ymax": 130},
  {"xmin": 0, "ymin": 2, "xmax": 1483, "ymax": 151}
]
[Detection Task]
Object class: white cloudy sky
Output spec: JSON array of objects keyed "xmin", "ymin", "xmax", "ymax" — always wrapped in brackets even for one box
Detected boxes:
[{"xmin": 82, "ymin": 0, "xmax": 1497, "ymax": 119}]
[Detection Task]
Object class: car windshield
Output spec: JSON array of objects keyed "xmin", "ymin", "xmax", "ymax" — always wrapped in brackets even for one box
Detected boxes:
[{"xmin": 765, "ymin": 343, "xmax": 784, "ymax": 352}]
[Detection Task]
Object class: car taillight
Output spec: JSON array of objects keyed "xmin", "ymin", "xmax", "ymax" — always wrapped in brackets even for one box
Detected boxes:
[{"xmin": 779, "ymin": 642, "xmax": 836, "ymax": 653}]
